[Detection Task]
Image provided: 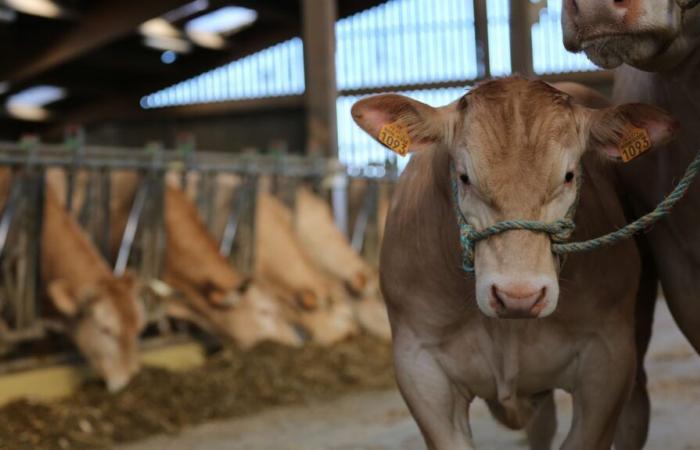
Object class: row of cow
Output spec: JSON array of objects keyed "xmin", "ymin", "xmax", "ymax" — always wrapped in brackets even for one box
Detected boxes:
[{"xmin": 1, "ymin": 166, "xmax": 391, "ymax": 392}]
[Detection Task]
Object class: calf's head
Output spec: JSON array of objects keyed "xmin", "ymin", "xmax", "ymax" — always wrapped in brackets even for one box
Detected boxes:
[
  {"xmin": 158, "ymin": 278, "xmax": 306, "ymax": 349},
  {"xmin": 48, "ymin": 272, "xmax": 145, "ymax": 391},
  {"xmin": 352, "ymin": 78, "xmax": 676, "ymax": 318},
  {"xmin": 562, "ymin": 0, "xmax": 700, "ymax": 70},
  {"xmin": 225, "ymin": 284, "xmax": 307, "ymax": 349}
]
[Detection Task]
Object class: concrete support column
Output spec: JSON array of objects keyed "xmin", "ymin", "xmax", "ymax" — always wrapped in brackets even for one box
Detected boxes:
[
  {"xmin": 509, "ymin": 0, "xmax": 534, "ymax": 77},
  {"xmin": 302, "ymin": 0, "xmax": 338, "ymax": 157},
  {"xmin": 474, "ymin": 0, "xmax": 490, "ymax": 77}
]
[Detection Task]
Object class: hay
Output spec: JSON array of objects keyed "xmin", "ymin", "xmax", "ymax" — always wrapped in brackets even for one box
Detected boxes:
[{"xmin": 0, "ymin": 335, "xmax": 394, "ymax": 450}]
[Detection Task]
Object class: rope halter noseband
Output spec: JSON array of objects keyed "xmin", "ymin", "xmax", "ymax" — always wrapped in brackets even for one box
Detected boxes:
[{"xmin": 450, "ymin": 150, "xmax": 700, "ymax": 273}]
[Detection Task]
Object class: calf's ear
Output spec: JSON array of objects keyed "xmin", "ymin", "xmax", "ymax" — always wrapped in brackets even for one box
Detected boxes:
[
  {"xmin": 202, "ymin": 280, "xmax": 236, "ymax": 308},
  {"xmin": 48, "ymin": 280, "xmax": 78, "ymax": 317},
  {"xmin": 295, "ymin": 289, "xmax": 318, "ymax": 311},
  {"xmin": 351, "ymin": 94, "xmax": 445, "ymax": 155},
  {"xmin": 587, "ymin": 103, "xmax": 679, "ymax": 161}
]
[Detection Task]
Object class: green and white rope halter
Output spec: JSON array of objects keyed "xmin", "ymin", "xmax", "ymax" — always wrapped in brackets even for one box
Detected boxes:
[{"xmin": 450, "ymin": 151, "xmax": 700, "ymax": 273}]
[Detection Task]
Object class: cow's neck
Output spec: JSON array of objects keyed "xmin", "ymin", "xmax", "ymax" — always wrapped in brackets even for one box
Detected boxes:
[
  {"xmin": 382, "ymin": 147, "xmax": 475, "ymax": 330},
  {"xmin": 613, "ymin": 47, "xmax": 700, "ymax": 209},
  {"xmin": 614, "ymin": 45, "xmax": 700, "ymax": 103}
]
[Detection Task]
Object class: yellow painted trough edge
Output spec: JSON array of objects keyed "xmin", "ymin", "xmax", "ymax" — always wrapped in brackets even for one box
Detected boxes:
[{"xmin": 0, "ymin": 341, "xmax": 206, "ymax": 406}]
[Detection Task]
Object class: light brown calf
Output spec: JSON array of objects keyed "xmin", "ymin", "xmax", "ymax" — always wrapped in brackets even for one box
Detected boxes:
[
  {"xmin": 49, "ymin": 167, "xmax": 367, "ymax": 347},
  {"xmin": 44, "ymin": 168, "xmax": 90, "ymax": 217},
  {"xmin": 161, "ymin": 184, "xmax": 305, "ymax": 349},
  {"xmin": 44, "ymin": 167, "xmax": 138, "ymax": 263},
  {"xmin": 353, "ymin": 77, "xmax": 677, "ymax": 449},
  {"xmin": 41, "ymin": 184, "xmax": 145, "ymax": 392},
  {"xmin": 163, "ymin": 184, "xmax": 247, "ymax": 307},
  {"xmin": 108, "ymin": 171, "xmax": 306, "ymax": 349},
  {"xmin": 254, "ymin": 192, "xmax": 332, "ymax": 309},
  {"xmin": 166, "ymin": 171, "xmax": 242, "ymax": 244},
  {"xmin": 293, "ymin": 186, "xmax": 391, "ymax": 340},
  {"xmin": 294, "ymin": 186, "xmax": 373, "ymax": 296},
  {"xmin": 255, "ymin": 192, "xmax": 359, "ymax": 345}
]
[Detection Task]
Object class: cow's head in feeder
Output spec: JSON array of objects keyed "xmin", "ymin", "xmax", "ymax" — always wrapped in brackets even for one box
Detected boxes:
[
  {"xmin": 352, "ymin": 77, "xmax": 677, "ymax": 318},
  {"xmin": 562, "ymin": 0, "xmax": 700, "ymax": 70},
  {"xmin": 48, "ymin": 271, "xmax": 146, "ymax": 392},
  {"xmin": 151, "ymin": 279, "xmax": 307, "ymax": 350}
]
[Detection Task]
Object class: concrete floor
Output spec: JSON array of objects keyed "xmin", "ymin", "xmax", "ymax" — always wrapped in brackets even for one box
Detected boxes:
[{"xmin": 122, "ymin": 301, "xmax": 700, "ymax": 450}]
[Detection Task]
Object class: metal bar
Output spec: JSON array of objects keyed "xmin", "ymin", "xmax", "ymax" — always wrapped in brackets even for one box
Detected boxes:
[
  {"xmin": 0, "ymin": 177, "xmax": 23, "ymax": 258},
  {"xmin": 196, "ymin": 171, "xmax": 214, "ymax": 227},
  {"xmin": 219, "ymin": 180, "xmax": 251, "ymax": 257},
  {"xmin": 100, "ymin": 167, "xmax": 111, "ymax": 258},
  {"xmin": 237, "ymin": 175, "xmax": 258, "ymax": 274},
  {"xmin": 1, "ymin": 252, "xmax": 17, "ymax": 327},
  {"xmin": 65, "ymin": 165, "xmax": 75, "ymax": 212},
  {"xmin": 331, "ymin": 179, "xmax": 349, "ymax": 237},
  {"xmin": 0, "ymin": 156, "xmax": 343, "ymax": 178},
  {"xmin": 151, "ymin": 172, "xmax": 166, "ymax": 279},
  {"xmin": 205, "ymin": 174, "xmax": 217, "ymax": 232},
  {"xmin": 77, "ymin": 169, "xmax": 93, "ymax": 228},
  {"xmin": 351, "ymin": 180, "xmax": 378, "ymax": 253},
  {"xmin": 0, "ymin": 133, "xmax": 489, "ymax": 180},
  {"xmin": 131, "ymin": 147, "xmax": 165, "ymax": 282},
  {"xmin": 114, "ymin": 178, "xmax": 149, "ymax": 277},
  {"xmin": 24, "ymin": 167, "xmax": 44, "ymax": 325},
  {"xmin": 65, "ymin": 136, "xmax": 85, "ymax": 213},
  {"xmin": 140, "ymin": 168, "xmax": 165, "ymax": 282}
]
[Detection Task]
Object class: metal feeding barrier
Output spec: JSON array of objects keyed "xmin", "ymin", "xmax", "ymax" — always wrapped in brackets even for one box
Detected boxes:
[{"xmin": 0, "ymin": 138, "xmax": 394, "ymax": 359}]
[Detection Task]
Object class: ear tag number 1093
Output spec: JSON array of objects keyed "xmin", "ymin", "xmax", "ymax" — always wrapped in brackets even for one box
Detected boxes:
[
  {"xmin": 618, "ymin": 127, "xmax": 652, "ymax": 163},
  {"xmin": 379, "ymin": 122, "xmax": 411, "ymax": 157}
]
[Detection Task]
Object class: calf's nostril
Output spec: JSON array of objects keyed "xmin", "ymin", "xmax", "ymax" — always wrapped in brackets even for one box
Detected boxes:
[
  {"xmin": 492, "ymin": 285, "xmax": 506, "ymax": 310},
  {"xmin": 492, "ymin": 283, "xmax": 548, "ymax": 316},
  {"xmin": 537, "ymin": 286, "xmax": 546, "ymax": 303}
]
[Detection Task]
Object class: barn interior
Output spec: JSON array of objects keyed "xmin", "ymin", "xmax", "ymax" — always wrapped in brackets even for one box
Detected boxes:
[{"xmin": 0, "ymin": 0, "xmax": 697, "ymax": 449}]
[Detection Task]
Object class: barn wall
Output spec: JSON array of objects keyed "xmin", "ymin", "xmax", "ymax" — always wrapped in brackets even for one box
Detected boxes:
[{"xmin": 85, "ymin": 107, "xmax": 307, "ymax": 153}]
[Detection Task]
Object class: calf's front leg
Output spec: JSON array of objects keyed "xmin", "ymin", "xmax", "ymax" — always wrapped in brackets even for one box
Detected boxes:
[
  {"xmin": 615, "ymin": 257, "xmax": 657, "ymax": 450},
  {"xmin": 561, "ymin": 338, "xmax": 636, "ymax": 450},
  {"xmin": 393, "ymin": 328, "xmax": 474, "ymax": 450},
  {"xmin": 526, "ymin": 391, "xmax": 557, "ymax": 450}
]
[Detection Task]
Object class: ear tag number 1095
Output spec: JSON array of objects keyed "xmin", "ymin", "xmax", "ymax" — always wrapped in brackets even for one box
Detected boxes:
[
  {"xmin": 618, "ymin": 127, "xmax": 651, "ymax": 163},
  {"xmin": 379, "ymin": 122, "xmax": 411, "ymax": 157}
]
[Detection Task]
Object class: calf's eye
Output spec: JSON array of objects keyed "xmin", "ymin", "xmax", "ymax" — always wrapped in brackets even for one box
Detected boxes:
[
  {"xmin": 564, "ymin": 171, "xmax": 574, "ymax": 183},
  {"xmin": 459, "ymin": 174, "xmax": 470, "ymax": 185}
]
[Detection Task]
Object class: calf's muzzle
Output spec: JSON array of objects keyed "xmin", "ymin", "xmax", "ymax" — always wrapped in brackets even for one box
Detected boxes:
[{"xmin": 492, "ymin": 282, "xmax": 548, "ymax": 319}]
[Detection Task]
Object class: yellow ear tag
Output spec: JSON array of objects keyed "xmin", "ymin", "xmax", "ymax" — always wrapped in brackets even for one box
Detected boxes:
[
  {"xmin": 618, "ymin": 127, "xmax": 652, "ymax": 162},
  {"xmin": 379, "ymin": 121, "xmax": 411, "ymax": 157}
]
